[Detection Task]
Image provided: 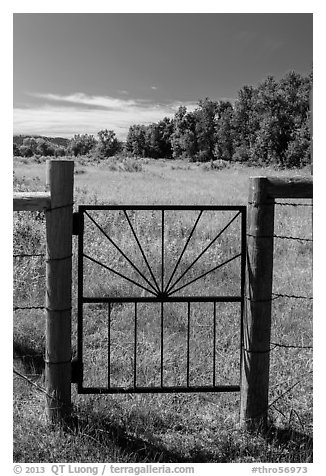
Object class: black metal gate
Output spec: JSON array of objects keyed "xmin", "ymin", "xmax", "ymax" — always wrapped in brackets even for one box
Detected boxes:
[{"xmin": 75, "ymin": 205, "xmax": 246, "ymax": 394}]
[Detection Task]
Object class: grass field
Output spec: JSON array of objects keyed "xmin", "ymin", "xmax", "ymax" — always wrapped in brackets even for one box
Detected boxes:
[{"xmin": 13, "ymin": 157, "xmax": 313, "ymax": 463}]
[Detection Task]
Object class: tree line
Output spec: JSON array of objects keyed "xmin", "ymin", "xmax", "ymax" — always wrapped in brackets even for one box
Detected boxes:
[
  {"xmin": 14, "ymin": 70, "xmax": 312, "ymax": 168},
  {"xmin": 13, "ymin": 130, "xmax": 122, "ymax": 160}
]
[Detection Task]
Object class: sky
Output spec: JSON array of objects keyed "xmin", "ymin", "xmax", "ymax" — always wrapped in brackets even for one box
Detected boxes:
[{"xmin": 13, "ymin": 12, "xmax": 313, "ymax": 140}]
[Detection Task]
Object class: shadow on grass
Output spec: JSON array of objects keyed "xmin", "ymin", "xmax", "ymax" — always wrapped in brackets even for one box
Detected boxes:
[
  {"xmin": 62, "ymin": 411, "xmax": 313, "ymax": 463},
  {"xmin": 13, "ymin": 347, "xmax": 212, "ymax": 461},
  {"xmin": 65, "ymin": 411, "xmax": 214, "ymax": 463},
  {"xmin": 13, "ymin": 341, "xmax": 45, "ymax": 375},
  {"xmin": 13, "ymin": 346, "xmax": 313, "ymax": 463},
  {"xmin": 263, "ymin": 425, "xmax": 313, "ymax": 462}
]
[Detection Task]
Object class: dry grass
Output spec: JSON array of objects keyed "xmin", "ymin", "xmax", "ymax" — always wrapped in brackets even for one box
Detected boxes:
[{"xmin": 13, "ymin": 158, "xmax": 312, "ymax": 463}]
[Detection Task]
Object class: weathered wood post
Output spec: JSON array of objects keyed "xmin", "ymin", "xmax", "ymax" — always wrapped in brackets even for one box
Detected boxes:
[
  {"xmin": 240, "ymin": 176, "xmax": 313, "ymax": 431},
  {"xmin": 45, "ymin": 159, "xmax": 74, "ymax": 421},
  {"xmin": 240, "ymin": 177, "xmax": 275, "ymax": 431}
]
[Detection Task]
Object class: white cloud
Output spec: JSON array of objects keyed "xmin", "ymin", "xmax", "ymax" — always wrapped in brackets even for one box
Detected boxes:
[
  {"xmin": 117, "ymin": 90, "xmax": 129, "ymax": 95},
  {"xmin": 29, "ymin": 92, "xmax": 141, "ymax": 110},
  {"xmin": 14, "ymin": 93, "xmax": 197, "ymax": 139}
]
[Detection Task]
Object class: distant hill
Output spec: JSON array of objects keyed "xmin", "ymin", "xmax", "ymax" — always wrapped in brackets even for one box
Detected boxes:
[{"xmin": 13, "ymin": 135, "xmax": 70, "ymax": 147}]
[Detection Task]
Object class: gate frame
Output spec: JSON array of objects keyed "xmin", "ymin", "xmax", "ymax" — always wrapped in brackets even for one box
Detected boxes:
[{"xmin": 76, "ymin": 204, "xmax": 247, "ymax": 395}]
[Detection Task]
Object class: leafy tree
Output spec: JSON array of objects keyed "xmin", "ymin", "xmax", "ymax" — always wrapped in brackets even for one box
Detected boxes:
[
  {"xmin": 214, "ymin": 101, "xmax": 235, "ymax": 161},
  {"xmin": 194, "ymin": 98, "xmax": 219, "ymax": 161},
  {"xmin": 125, "ymin": 124, "xmax": 147, "ymax": 157},
  {"xmin": 22, "ymin": 137, "xmax": 38, "ymax": 155},
  {"xmin": 170, "ymin": 99, "xmax": 234, "ymax": 162},
  {"xmin": 54, "ymin": 146, "xmax": 67, "ymax": 157},
  {"xmin": 233, "ymin": 85, "xmax": 259, "ymax": 153},
  {"xmin": 170, "ymin": 106, "xmax": 187, "ymax": 158},
  {"xmin": 13, "ymin": 143, "xmax": 21, "ymax": 156},
  {"xmin": 68, "ymin": 134, "xmax": 96, "ymax": 156},
  {"xmin": 278, "ymin": 71, "xmax": 312, "ymax": 167},
  {"xmin": 145, "ymin": 124, "xmax": 161, "ymax": 158},
  {"xmin": 35, "ymin": 138, "xmax": 55, "ymax": 157},
  {"xmin": 232, "ymin": 71, "xmax": 312, "ymax": 167},
  {"xmin": 279, "ymin": 71, "xmax": 311, "ymax": 121},
  {"xmin": 19, "ymin": 145, "xmax": 33, "ymax": 157},
  {"xmin": 251, "ymin": 72, "xmax": 312, "ymax": 167},
  {"xmin": 170, "ymin": 106, "xmax": 198, "ymax": 160},
  {"xmin": 145, "ymin": 118, "xmax": 174, "ymax": 159},
  {"xmin": 158, "ymin": 117, "xmax": 174, "ymax": 158},
  {"xmin": 284, "ymin": 117, "xmax": 311, "ymax": 167},
  {"xmin": 252, "ymin": 76, "xmax": 287, "ymax": 165},
  {"xmin": 95, "ymin": 129, "xmax": 121, "ymax": 158}
]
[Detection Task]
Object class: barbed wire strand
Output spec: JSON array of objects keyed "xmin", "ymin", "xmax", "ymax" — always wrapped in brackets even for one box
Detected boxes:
[
  {"xmin": 13, "ymin": 367, "xmax": 56, "ymax": 401},
  {"xmin": 275, "ymin": 201, "xmax": 313, "ymax": 207},
  {"xmin": 272, "ymin": 292, "xmax": 313, "ymax": 300},
  {"xmin": 13, "ymin": 253, "xmax": 45, "ymax": 258},
  {"xmin": 14, "ymin": 305, "xmax": 45, "ymax": 311},
  {"xmin": 243, "ymin": 343, "xmax": 312, "ymax": 355},
  {"xmin": 267, "ymin": 370, "xmax": 313, "ymax": 411},
  {"xmin": 247, "ymin": 198, "xmax": 312, "ymax": 243},
  {"xmin": 14, "ymin": 253, "xmax": 72, "ymax": 261},
  {"xmin": 247, "ymin": 294, "xmax": 312, "ymax": 304},
  {"xmin": 247, "ymin": 371, "xmax": 313, "ymax": 421},
  {"xmin": 46, "ymin": 202, "xmax": 74, "ymax": 212},
  {"xmin": 14, "ymin": 353, "xmax": 44, "ymax": 360},
  {"xmin": 247, "ymin": 233, "xmax": 312, "ymax": 242},
  {"xmin": 248, "ymin": 201, "xmax": 313, "ymax": 207},
  {"xmin": 274, "ymin": 234, "xmax": 313, "ymax": 242},
  {"xmin": 270, "ymin": 342, "xmax": 312, "ymax": 350}
]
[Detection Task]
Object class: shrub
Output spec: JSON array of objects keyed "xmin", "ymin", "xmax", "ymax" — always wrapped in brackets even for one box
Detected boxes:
[
  {"xmin": 232, "ymin": 145, "xmax": 250, "ymax": 163},
  {"xmin": 201, "ymin": 159, "xmax": 230, "ymax": 171},
  {"xmin": 195, "ymin": 150, "xmax": 211, "ymax": 162},
  {"xmin": 55, "ymin": 147, "xmax": 67, "ymax": 157},
  {"xmin": 19, "ymin": 145, "xmax": 33, "ymax": 158},
  {"xmin": 122, "ymin": 157, "xmax": 143, "ymax": 172}
]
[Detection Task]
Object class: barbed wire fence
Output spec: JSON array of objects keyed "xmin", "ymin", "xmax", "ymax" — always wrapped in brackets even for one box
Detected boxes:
[
  {"xmin": 13, "ymin": 194, "xmax": 313, "ymax": 429},
  {"xmin": 13, "ymin": 209, "xmax": 47, "ymax": 393},
  {"xmin": 266, "ymin": 199, "xmax": 313, "ymax": 430}
]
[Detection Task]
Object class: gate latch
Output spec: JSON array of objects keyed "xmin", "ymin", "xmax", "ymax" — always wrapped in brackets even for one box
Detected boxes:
[
  {"xmin": 72, "ymin": 212, "xmax": 80, "ymax": 235},
  {"xmin": 71, "ymin": 358, "xmax": 83, "ymax": 384}
]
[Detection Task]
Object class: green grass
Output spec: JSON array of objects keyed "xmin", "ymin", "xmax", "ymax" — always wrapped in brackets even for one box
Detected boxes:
[{"xmin": 13, "ymin": 157, "xmax": 313, "ymax": 463}]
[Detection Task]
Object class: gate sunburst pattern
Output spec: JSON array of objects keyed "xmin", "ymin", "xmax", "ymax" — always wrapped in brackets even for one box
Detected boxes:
[{"xmin": 77, "ymin": 205, "xmax": 246, "ymax": 394}]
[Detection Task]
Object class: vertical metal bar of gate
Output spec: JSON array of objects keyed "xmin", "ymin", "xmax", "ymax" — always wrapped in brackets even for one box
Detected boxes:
[
  {"xmin": 188, "ymin": 302, "xmax": 192, "ymax": 387},
  {"xmin": 77, "ymin": 211, "xmax": 84, "ymax": 395},
  {"xmin": 108, "ymin": 302, "xmax": 111, "ymax": 389},
  {"xmin": 213, "ymin": 301, "xmax": 216, "ymax": 387},
  {"xmin": 161, "ymin": 209, "xmax": 164, "ymax": 294},
  {"xmin": 134, "ymin": 302, "xmax": 137, "ymax": 389},
  {"xmin": 160, "ymin": 301, "xmax": 164, "ymax": 388}
]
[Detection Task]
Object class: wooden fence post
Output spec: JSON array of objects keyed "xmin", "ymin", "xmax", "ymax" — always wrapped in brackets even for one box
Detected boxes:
[
  {"xmin": 240, "ymin": 177, "xmax": 275, "ymax": 431},
  {"xmin": 45, "ymin": 159, "xmax": 74, "ymax": 421}
]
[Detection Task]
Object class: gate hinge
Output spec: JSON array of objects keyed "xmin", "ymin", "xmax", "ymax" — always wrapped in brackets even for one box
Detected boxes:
[
  {"xmin": 72, "ymin": 212, "xmax": 80, "ymax": 235},
  {"xmin": 71, "ymin": 358, "xmax": 83, "ymax": 383}
]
